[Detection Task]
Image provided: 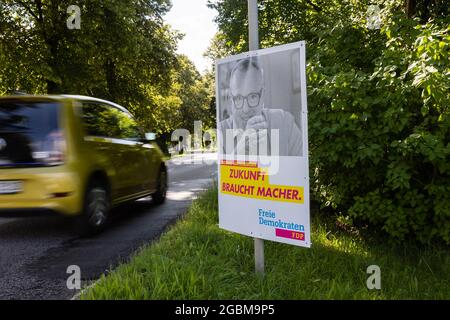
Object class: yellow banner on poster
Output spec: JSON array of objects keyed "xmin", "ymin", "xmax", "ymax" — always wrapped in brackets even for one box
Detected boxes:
[{"xmin": 220, "ymin": 163, "xmax": 304, "ymax": 204}]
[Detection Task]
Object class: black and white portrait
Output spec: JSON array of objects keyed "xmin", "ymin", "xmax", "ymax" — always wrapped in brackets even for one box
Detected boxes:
[{"xmin": 216, "ymin": 44, "xmax": 306, "ymax": 157}]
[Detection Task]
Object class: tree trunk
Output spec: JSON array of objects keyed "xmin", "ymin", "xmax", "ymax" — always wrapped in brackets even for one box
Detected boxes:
[
  {"xmin": 46, "ymin": 80, "xmax": 59, "ymax": 94},
  {"xmin": 406, "ymin": 0, "xmax": 416, "ymax": 18},
  {"xmin": 421, "ymin": 0, "xmax": 431, "ymax": 22},
  {"xmin": 105, "ymin": 59, "xmax": 118, "ymax": 101}
]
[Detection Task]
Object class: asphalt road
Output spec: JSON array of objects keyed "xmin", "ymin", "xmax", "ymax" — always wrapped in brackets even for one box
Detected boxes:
[{"xmin": 0, "ymin": 153, "xmax": 217, "ymax": 300}]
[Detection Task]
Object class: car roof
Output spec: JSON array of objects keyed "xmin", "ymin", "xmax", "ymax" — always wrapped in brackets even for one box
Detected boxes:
[
  {"xmin": 61, "ymin": 95, "xmax": 131, "ymax": 113},
  {"xmin": 0, "ymin": 94, "xmax": 131, "ymax": 114}
]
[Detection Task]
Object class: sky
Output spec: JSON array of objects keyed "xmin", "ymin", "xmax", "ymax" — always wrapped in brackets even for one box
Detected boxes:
[{"xmin": 164, "ymin": 0, "xmax": 218, "ymax": 74}]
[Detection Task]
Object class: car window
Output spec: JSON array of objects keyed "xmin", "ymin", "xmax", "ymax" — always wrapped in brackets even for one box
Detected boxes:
[
  {"xmin": 81, "ymin": 102, "xmax": 142, "ymax": 140},
  {"xmin": 81, "ymin": 102, "xmax": 119, "ymax": 138},
  {"xmin": 0, "ymin": 100, "xmax": 61, "ymax": 167},
  {"xmin": 113, "ymin": 108, "xmax": 142, "ymax": 140}
]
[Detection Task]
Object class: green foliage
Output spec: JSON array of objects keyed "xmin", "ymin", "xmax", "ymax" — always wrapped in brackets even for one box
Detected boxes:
[
  {"xmin": 308, "ymin": 10, "xmax": 450, "ymax": 244},
  {"xmin": 209, "ymin": 0, "xmax": 449, "ymax": 244},
  {"xmin": 0, "ymin": 1, "xmax": 216, "ymax": 151},
  {"xmin": 134, "ymin": 55, "xmax": 215, "ymax": 151},
  {"xmin": 0, "ymin": 0, "xmax": 178, "ymax": 96}
]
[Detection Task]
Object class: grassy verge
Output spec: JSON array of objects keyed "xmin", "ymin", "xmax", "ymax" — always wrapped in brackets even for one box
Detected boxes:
[{"xmin": 81, "ymin": 186, "xmax": 450, "ymax": 299}]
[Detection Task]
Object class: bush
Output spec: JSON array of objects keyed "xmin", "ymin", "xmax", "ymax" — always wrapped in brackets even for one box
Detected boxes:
[{"xmin": 308, "ymin": 11, "xmax": 450, "ymax": 244}]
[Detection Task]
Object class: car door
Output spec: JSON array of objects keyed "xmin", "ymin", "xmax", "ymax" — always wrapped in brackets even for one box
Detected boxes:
[
  {"xmin": 80, "ymin": 102, "xmax": 127, "ymax": 199},
  {"xmin": 112, "ymin": 106, "xmax": 157, "ymax": 197}
]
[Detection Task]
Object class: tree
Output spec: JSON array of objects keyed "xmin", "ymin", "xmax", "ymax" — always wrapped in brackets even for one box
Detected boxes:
[
  {"xmin": 0, "ymin": 0, "xmax": 179, "ymax": 104},
  {"xmin": 137, "ymin": 54, "xmax": 216, "ymax": 152},
  {"xmin": 0, "ymin": 0, "xmax": 204, "ymax": 153},
  {"xmin": 203, "ymin": 32, "xmax": 234, "ymax": 67},
  {"xmin": 207, "ymin": 0, "xmax": 356, "ymax": 52},
  {"xmin": 405, "ymin": 0, "xmax": 448, "ymax": 20}
]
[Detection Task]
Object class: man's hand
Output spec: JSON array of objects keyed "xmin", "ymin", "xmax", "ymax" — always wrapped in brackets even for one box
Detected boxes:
[
  {"xmin": 246, "ymin": 115, "xmax": 267, "ymax": 131},
  {"xmin": 235, "ymin": 115, "xmax": 268, "ymax": 156}
]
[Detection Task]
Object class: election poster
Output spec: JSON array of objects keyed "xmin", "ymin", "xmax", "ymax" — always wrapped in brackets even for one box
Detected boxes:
[{"xmin": 216, "ymin": 41, "xmax": 310, "ymax": 248}]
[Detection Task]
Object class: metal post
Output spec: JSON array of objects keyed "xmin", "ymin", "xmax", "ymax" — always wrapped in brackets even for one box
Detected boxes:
[
  {"xmin": 254, "ymin": 237, "xmax": 264, "ymax": 275},
  {"xmin": 248, "ymin": 0, "xmax": 259, "ymax": 51},
  {"xmin": 248, "ymin": 0, "xmax": 264, "ymax": 275}
]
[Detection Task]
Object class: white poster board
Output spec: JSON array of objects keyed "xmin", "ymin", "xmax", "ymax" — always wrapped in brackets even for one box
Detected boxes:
[{"xmin": 216, "ymin": 41, "xmax": 310, "ymax": 248}]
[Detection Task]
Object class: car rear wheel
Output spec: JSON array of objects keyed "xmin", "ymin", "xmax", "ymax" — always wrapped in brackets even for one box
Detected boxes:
[
  {"xmin": 77, "ymin": 181, "xmax": 110, "ymax": 235},
  {"xmin": 152, "ymin": 167, "xmax": 167, "ymax": 205}
]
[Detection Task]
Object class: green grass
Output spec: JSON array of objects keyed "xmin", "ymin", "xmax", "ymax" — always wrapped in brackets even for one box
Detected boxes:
[{"xmin": 81, "ymin": 186, "xmax": 450, "ymax": 299}]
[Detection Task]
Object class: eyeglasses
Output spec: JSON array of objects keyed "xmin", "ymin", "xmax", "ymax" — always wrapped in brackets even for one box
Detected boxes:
[{"xmin": 231, "ymin": 89, "xmax": 262, "ymax": 109}]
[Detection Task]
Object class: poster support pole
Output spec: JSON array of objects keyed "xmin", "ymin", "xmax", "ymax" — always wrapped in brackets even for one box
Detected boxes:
[
  {"xmin": 248, "ymin": 0, "xmax": 259, "ymax": 51},
  {"xmin": 248, "ymin": 0, "xmax": 264, "ymax": 275}
]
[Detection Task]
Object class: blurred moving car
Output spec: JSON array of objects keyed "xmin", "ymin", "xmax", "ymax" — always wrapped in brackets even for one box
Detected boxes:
[{"xmin": 0, "ymin": 95, "xmax": 167, "ymax": 233}]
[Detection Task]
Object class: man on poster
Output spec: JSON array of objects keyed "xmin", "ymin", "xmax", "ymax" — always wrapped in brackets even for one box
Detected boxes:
[{"xmin": 219, "ymin": 57, "xmax": 302, "ymax": 157}]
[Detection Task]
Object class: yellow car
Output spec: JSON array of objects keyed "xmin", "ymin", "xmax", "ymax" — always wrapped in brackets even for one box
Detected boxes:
[{"xmin": 0, "ymin": 95, "xmax": 167, "ymax": 233}]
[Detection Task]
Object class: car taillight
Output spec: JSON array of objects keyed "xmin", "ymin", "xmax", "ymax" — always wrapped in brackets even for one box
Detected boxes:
[{"xmin": 32, "ymin": 130, "xmax": 66, "ymax": 166}]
